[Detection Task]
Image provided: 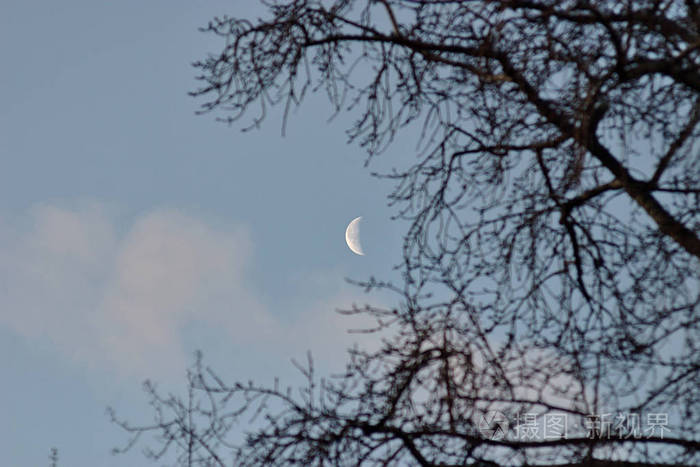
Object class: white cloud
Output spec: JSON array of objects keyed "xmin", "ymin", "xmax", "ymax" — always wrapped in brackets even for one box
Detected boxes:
[
  {"xmin": 0, "ymin": 203, "xmax": 379, "ymax": 380},
  {"xmin": 94, "ymin": 208, "xmax": 273, "ymax": 377},
  {"xmin": 1, "ymin": 203, "xmax": 115, "ymax": 342}
]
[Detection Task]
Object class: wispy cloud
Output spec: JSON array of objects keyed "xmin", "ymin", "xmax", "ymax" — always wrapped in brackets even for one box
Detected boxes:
[{"xmin": 0, "ymin": 203, "xmax": 377, "ymax": 380}]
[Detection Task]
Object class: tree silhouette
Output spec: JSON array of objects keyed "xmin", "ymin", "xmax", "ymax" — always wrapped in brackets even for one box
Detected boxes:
[{"xmin": 111, "ymin": 1, "xmax": 699, "ymax": 465}]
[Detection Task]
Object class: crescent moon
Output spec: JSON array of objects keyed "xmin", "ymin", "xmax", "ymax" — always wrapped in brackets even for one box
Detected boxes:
[{"xmin": 345, "ymin": 217, "xmax": 365, "ymax": 256}]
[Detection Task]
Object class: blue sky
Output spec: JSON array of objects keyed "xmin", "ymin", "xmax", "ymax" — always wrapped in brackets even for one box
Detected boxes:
[{"xmin": 0, "ymin": 1, "xmax": 408, "ymax": 465}]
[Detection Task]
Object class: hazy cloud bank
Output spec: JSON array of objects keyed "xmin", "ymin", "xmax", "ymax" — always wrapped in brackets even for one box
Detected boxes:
[{"xmin": 0, "ymin": 203, "xmax": 377, "ymax": 380}]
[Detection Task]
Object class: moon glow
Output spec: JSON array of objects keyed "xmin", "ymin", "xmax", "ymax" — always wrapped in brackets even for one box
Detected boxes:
[{"xmin": 345, "ymin": 217, "xmax": 365, "ymax": 256}]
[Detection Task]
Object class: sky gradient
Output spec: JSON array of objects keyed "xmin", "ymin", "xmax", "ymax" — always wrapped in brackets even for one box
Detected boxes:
[{"xmin": 0, "ymin": 2, "xmax": 407, "ymax": 465}]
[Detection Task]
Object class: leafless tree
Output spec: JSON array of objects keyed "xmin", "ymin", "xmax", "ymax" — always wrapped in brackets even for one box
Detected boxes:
[{"xmin": 111, "ymin": 1, "xmax": 699, "ymax": 465}]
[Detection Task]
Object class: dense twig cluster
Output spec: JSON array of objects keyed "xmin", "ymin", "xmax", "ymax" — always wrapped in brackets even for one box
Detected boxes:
[{"xmin": 113, "ymin": 1, "xmax": 699, "ymax": 465}]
